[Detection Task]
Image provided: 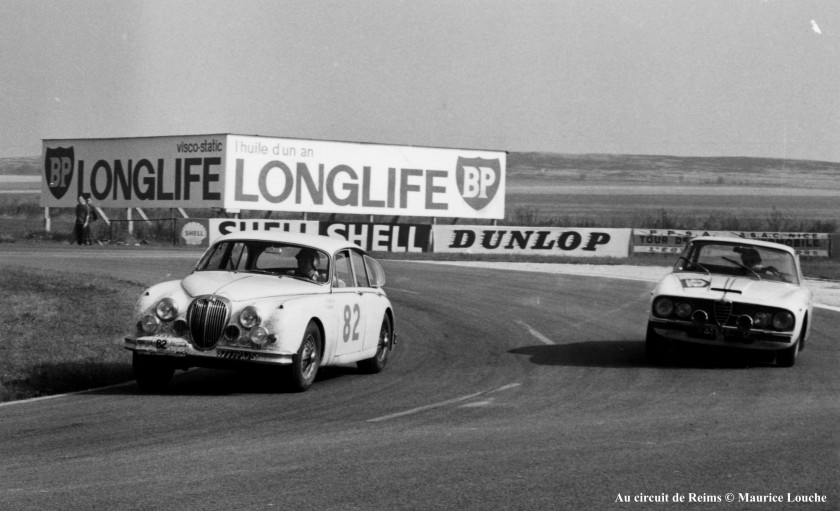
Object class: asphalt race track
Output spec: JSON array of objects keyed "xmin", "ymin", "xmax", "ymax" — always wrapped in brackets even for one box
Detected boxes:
[{"xmin": 0, "ymin": 247, "xmax": 838, "ymax": 510}]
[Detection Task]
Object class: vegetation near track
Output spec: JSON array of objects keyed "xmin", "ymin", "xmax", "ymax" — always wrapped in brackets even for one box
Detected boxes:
[{"xmin": 0, "ymin": 267, "xmax": 139, "ymax": 402}]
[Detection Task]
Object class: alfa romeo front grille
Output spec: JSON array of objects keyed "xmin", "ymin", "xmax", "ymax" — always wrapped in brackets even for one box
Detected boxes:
[
  {"xmin": 713, "ymin": 300, "xmax": 732, "ymax": 326},
  {"xmin": 187, "ymin": 296, "xmax": 230, "ymax": 350}
]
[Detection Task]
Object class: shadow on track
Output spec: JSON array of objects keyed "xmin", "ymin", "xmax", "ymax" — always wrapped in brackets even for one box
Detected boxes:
[
  {"xmin": 85, "ymin": 365, "xmax": 368, "ymax": 397},
  {"xmin": 509, "ymin": 340, "xmax": 647, "ymax": 368}
]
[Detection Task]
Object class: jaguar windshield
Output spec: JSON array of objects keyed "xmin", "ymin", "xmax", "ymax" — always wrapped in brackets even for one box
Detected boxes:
[{"xmin": 196, "ymin": 241, "xmax": 330, "ymax": 283}]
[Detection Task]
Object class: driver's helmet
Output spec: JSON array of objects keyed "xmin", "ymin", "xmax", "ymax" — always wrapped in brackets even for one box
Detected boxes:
[
  {"xmin": 740, "ymin": 247, "xmax": 762, "ymax": 267},
  {"xmin": 295, "ymin": 248, "xmax": 319, "ymax": 267}
]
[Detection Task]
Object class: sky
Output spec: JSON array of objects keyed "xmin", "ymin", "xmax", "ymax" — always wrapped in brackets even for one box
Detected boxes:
[{"xmin": 1, "ymin": 0, "xmax": 838, "ymax": 162}]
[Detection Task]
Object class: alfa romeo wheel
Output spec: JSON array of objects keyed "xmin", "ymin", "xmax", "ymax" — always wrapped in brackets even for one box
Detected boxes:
[
  {"xmin": 645, "ymin": 323, "xmax": 668, "ymax": 366},
  {"xmin": 777, "ymin": 337, "xmax": 799, "ymax": 367}
]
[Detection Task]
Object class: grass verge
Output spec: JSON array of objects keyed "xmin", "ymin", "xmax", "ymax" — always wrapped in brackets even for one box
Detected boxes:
[{"xmin": 0, "ymin": 266, "xmax": 142, "ymax": 403}]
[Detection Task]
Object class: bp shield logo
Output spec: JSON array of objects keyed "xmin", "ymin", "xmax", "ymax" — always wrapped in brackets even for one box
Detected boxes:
[
  {"xmin": 44, "ymin": 147, "xmax": 75, "ymax": 200},
  {"xmin": 456, "ymin": 157, "xmax": 501, "ymax": 211}
]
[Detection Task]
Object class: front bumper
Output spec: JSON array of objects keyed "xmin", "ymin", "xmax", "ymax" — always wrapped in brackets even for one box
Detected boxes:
[
  {"xmin": 649, "ymin": 319, "xmax": 794, "ymax": 350},
  {"xmin": 125, "ymin": 336, "xmax": 293, "ymax": 365}
]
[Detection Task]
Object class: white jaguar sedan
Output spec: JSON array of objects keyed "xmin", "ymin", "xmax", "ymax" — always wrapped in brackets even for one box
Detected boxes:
[
  {"xmin": 647, "ymin": 237, "xmax": 813, "ymax": 366},
  {"xmin": 124, "ymin": 231, "xmax": 396, "ymax": 392}
]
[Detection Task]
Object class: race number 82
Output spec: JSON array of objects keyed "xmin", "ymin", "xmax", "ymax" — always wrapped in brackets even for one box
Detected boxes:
[{"xmin": 343, "ymin": 303, "xmax": 361, "ymax": 342}]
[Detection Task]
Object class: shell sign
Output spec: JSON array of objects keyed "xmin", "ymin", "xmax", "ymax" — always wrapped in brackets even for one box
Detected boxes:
[{"xmin": 180, "ymin": 221, "xmax": 208, "ymax": 246}]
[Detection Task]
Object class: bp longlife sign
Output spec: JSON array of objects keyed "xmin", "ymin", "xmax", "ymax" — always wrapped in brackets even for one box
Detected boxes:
[
  {"xmin": 42, "ymin": 135, "xmax": 226, "ymax": 209},
  {"xmin": 42, "ymin": 134, "xmax": 507, "ymax": 219}
]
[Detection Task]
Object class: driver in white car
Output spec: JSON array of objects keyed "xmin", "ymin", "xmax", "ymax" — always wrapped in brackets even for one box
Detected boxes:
[{"xmin": 294, "ymin": 248, "xmax": 321, "ymax": 281}]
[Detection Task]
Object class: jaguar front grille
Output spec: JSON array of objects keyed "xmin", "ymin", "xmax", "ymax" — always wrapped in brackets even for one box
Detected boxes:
[{"xmin": 187, "ymin": 296, "xmax": 230, "ymax": 350}]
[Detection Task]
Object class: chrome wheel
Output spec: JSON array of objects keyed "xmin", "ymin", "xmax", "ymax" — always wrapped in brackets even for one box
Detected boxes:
[
  {"xmin": 287, "ymin": 322, "xmax": 321, "ymax": 392},
  {"xmin": 300, "ymin": 333, "xmax": 319, "ymax": 381},
  {"xmin": 357, "ymin": 316, "xmax": 392, "ymax": 374}
]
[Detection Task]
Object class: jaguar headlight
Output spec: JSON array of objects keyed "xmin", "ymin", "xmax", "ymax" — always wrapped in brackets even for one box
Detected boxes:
[
  {"xmin": 249, "ymin": 326, "xmax": 270, "ymax": 346},
  {"xmin": 239, "ymin": 306, "xmax": 261, "ymax": 329},
  {"xmin": 140, "ymin": 315, "xmax": 160, "ymax": 334},
  {"xmin": 155, "ymin": 298, "xmax": 179, "ymax": 322}
]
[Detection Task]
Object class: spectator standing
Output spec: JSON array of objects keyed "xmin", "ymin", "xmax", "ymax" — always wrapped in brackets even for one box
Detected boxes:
[
  {"xmin": 74, "ymin": 195, "xmax": 89, "ymax": 245},
  {"xmin": 84, "ymin": 196, "xmax": 98, "ymax": 245}
]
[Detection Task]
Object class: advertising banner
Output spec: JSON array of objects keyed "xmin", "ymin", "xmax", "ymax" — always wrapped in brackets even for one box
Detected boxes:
[
  {"xmin": 177, "ymin": 218, "xmax": 211, "ymax": 247},
  {"xmin": 633, "ymin": 229, "xmax": 830, "ymax": 257},
  {"xmin": 321, "ymin": 222, "xmax": 432, "ymax": 252},
  {"xmin": 207, "ymin": 219, "xmax": 320, "ymax": 244},
  {"xmin": 42, "ymin": 135, "xmax": 227, "ymax": 208},
  {"xmin": 224, "ymin": 135, "xmax": 506, "ymax": 219},
  {"xmin": 43, "ymin": 134, "xmax": 506, "ymax": 219},
  {"xmin": 434, "ymin": 226, "xmax": 631, "ymax": 258}
]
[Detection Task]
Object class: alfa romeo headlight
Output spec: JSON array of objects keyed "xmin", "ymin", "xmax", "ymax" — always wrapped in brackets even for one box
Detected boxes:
[
  {"xmin": 772, "ymin": 311, "xmax": 794, "ymax": 331},
  {"xmin": 653, "ymin": 297, "xmax": 675, "ymax": 317},
  {"xmin": 239, "ymin": 306, "xmax": 261, "ymax": 329},
  {"xmin": 675, "ymin": 302, "xmax": 693, "ymax": 319},
  {"xmin": 754, "ymin": 311, "xmax": 771, "ymax": 329},
  {"xmin": 155, "ymin": 298, "xmax": 179, "ymax": 322}
]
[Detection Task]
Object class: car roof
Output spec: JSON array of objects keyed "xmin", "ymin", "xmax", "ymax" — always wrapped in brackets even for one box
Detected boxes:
[
  {"xmin": 214, "ymin": 230, "xmax": 361, "ymax": 254},
  {"xmin": 688, "ymin": 236, "xmax": 797, "ymax": 254}
]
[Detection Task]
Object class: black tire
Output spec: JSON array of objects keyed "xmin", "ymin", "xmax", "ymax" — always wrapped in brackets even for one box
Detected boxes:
[
  {"xmin": 357, "ymin": 316, "xmax": 392, "ymax": 374},
  {"xmin": 287, "ymin": 322, "xmax": 321, "ymax": 392},
  {"xmin": 777, "ymin": 337, "xmax": 799, "ymax": 367},
  {"xmin": 133, "ymin": 352, "xmax": 175, "ymax": 393},
  {"xmin": 798, "ymin": 318, "xmax": 807, "ymax": 352},
  {"xmin": 645, "ymin": 323, "xmax": 668, "ymax": 366}
]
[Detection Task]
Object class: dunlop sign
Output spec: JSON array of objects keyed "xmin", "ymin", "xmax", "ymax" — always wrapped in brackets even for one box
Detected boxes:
[
  {"xmin": 42, "ymin": 134, "xmax": 506, "ymax": 219},
  {"xmin": 434, "ymin": 226, "xmax": 631, "ymax": 258}
]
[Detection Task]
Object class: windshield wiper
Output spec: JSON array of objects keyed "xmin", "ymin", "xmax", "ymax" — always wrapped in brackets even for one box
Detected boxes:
[
  {"xmin": 679, "ymin": 256, "xmax": 710, "ymax": 276},
  {"xmin": 721, "ymin": 256, "xmax": 761, "ymax": 280}
]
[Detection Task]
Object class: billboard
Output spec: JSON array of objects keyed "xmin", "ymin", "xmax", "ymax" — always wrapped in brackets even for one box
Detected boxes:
[
  {"xmin": 42, "ymin": 135, "xmax": 226, "ymax": 209},
  {"xmin": 207, "ymin": 219, "xmax": 319, "ymax": 244},
  {"xmin": 224, "ymin": 135, "xmax": 505, "ymax": 218},
  {"xmin": 320, "ymin": 222, "xmax": 432, "ymax": 252},
  {"xmin": 633, "ymin": 229, "xmax": 830, "ymax": 257},
  {"xmin": 434, "ymin": 226, "xmax": 631, "ymax": 258},
  {"xmin": 42, "ymin": 134, "xmax": 506, "ymax": 219}
]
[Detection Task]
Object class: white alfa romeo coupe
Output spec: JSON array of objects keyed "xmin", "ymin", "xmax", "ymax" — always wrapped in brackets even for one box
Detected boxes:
[{"xmin": 647, "ymin": 237, "xmax": 813, "ymax": 366}]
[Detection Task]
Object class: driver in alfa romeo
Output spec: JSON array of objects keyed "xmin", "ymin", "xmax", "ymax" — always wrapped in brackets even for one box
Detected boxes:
[
  {"xmin": 738, "ymin": 246, "xmax": 784, "ymax": 279},
  {"xmin": 740, "ymin": 247, "xmax": 767, "ymax": 272}
]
